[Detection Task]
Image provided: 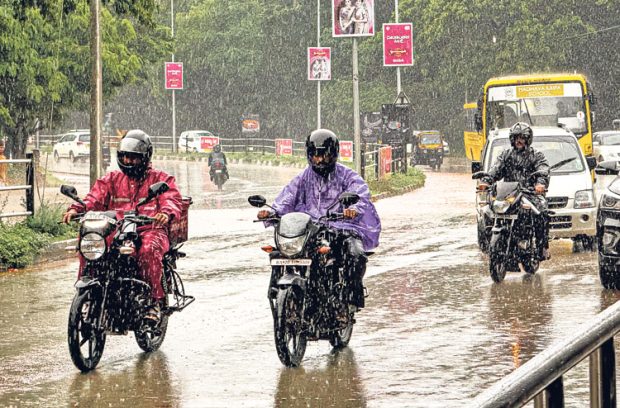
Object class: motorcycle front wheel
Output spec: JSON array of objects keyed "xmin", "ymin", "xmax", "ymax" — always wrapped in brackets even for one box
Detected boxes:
[
  {"xmin": 274, "ymin": 287, "xmax": 307, "ymax": 367},
  {"xmin": 489, "ymin": 252, "xmax": 507, "ymax": 283},
  {"xmin": 67, "ymin": 290, "xmax": 107, "ymax": 372},
  {"xmin": 520, "ymin": 256, "xmax": 540, "ymax": 275}
]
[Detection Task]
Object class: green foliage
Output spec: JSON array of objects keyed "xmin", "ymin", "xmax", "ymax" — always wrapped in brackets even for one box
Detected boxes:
[
  {"xmin": 0, "ymin": 223, "xmax": 50, "ymax": 269},
  {"xmin": 23, "ymin": 203, "xmax": 77, "ymax": 239},
  {"xmin": 367, "ymin": 167, "xmax": 426, "ymax": 197}
]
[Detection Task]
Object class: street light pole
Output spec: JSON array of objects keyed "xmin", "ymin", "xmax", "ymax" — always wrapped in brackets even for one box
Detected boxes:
[
  {"xmin": 316, "ymin": 0, "xmax": 321, "ymax": 129},
  {"xmin": 171, "ymin": 0, "xmax": 177, "ymax": 153},
  {"xmin": 395, "ymin": 0, "xmax": 401, "ymax": 95},
  {"xmin": 89, "ymin": 0, "xmax": 103, "ymax": 187},
  {"xmin": 353, "ymin": 38, "xmax": 361, "ymax": 174}
]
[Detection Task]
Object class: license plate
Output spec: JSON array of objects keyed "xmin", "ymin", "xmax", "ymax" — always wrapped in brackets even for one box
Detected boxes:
[
  {"xmin": 496, "ymin": 214, "xmax": 518, "ymax": 219},
  {"xmin": 215, "ymin": 169, "xmax": 222, "ymax": 173},
  {"xmin": 270, "ymin": 258, "xmax": 312, "ymax": 266}
]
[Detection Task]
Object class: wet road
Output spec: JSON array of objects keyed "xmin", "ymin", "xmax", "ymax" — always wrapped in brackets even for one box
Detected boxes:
[{"xmin": 0, "ymin": 159, "xmax": 618, "ymax": 407}]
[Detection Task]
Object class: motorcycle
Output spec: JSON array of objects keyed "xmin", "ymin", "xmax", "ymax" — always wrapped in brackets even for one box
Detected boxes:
[
  {"xmin": 472, "ymin": 170, "xmax": 552, "ymax": 282},
  {"xmin": 248, "ymin": 192, "xmax": 366, "ymax": 367},
  {"xmin": 211, "ymin": 159, "xmax": 227, "ymax": 190},
  {"xmin": 61, "ymin": 182, "xmax": 195, "ymax": 372}
]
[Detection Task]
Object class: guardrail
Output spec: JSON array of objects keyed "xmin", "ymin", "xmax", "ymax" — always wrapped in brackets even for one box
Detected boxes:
[
  {"xmin": 0, "ymin": 153, "xmax": 36, "ymax": 218},
  {"xmin": 469, "ymin": 299, "xmax": 620, "ymax": 408}
]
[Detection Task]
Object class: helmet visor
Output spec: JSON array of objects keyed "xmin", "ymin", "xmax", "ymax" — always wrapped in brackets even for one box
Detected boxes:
[{"xmin": 118, "ymin": 137, "xmax": 148, "ymax": 154}]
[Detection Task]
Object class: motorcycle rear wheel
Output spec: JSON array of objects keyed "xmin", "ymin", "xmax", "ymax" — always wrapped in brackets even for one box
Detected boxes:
[
  {"xmin": 67, "ymin": 290, "xmax": 107, "ymax": 372},
  {"xmin": 489, "ymin": 253, "xmax": 507, "ymax": 283},
  {"xmin": 520, "ymin": 257, "xmax": 540, "ymax": 275},
  {"xmin": 135, "ymin": 307, "xmax": 169, "ymax": 352},
  {"xmin": 329, "ymin": 314, "xmax": 354, "ymax": 349},
  {"xmin": 274, "ymin": 287, "xmax": 307, "ymax": 367}
]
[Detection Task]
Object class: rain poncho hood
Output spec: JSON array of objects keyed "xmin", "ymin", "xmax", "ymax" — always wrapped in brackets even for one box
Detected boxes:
[{"xmin": 271, "ymin": 163, "xmax": 381, "ymax": 250}]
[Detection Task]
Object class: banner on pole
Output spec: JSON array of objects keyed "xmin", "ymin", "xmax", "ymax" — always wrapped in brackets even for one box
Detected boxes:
[
  {"xmin": 200, "ymin": 136, "xmax": 220, "ymax": 152},
  {"xmin": 332, "ymin": 0, "xmax": 375, "ymax": 38},
  {"xmin": 383, "ymin": 23, "xmax": 413, "ymax": 66},
  {"xmin": 340, "ymin": 140, "xmax": 353, "ymax": 162},
  {"xmin": 308, "ymin": 47, "xmax": 331, "ymax": 81},
  {"xmin": 165, "ymin": 62, "xmax": 184, "ymax": 90}
]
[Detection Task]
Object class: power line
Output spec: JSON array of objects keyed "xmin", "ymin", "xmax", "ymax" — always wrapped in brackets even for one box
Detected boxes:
[{"xmin": 564, "ymin": 23, "xmax": 620, "ymax": 40}]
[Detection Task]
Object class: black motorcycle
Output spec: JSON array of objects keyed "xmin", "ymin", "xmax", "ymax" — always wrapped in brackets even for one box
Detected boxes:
[
  {"xmin": 61, "ymin": 182, "xmax": 194, "ymax": 372},
  {"xmin": 472, "ymin": 171, "xmax": 551, "ymax": 282},
  {"xmin": 210, "ymin": 158, "xmax": 227, "ymax": 190},
  {"xmin": 249, "ymin": 192, "xmax": 365, "ymax": 367}
]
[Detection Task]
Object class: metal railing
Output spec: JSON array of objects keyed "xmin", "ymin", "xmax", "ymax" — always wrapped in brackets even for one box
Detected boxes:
[
  {"xmin": 0, "ymin": 152, "xmax": 36, "ymax": 218},
  {"xmin": 469, "ymin": 299, "xmax": 620, "ymax": 408}
]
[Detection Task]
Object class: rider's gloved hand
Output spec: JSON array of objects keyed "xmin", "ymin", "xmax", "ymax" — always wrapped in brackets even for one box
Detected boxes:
[
  {"xmin": 343, "ymin": 208, "xmax": 358, "ymax": 219},
  {"xmin": 257, "ymin": 210, "xmax": 273, "ymax": 220},
  {"xmin": 62, "ymin": 208, "xmax": 78, "ymax": 224},
  {"xmin": 477, "ymin": 183, "xmax": 490, "ymax": 191},
  {"xmin": 153, "ymin": 213, "xmax": 170, "ymax": 226},
  {"xmin": 534, "ymin": 184, "xmax": 546, "ymax": 195}
]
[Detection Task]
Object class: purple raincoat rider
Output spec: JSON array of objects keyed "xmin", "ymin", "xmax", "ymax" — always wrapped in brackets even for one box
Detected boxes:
[{"xmin": 258, "ymin": 129, "xmax": 381, "ymax": 308}]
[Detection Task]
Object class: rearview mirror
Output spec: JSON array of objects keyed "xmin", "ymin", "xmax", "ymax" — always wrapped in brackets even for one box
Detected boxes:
[
  {"xmin": 595, "ymin": 161, "xmax": 620, "ymax": 176},
  {"xmin": 586, "ymin": 156, "xmax": 597, "ymax": 170},
  {"xmin": 338, "ymin": 192, "xmax": 360, "ymax": 208},
  {"xmin": 60, "ymin": 184, "xmax": 86, "ymax": 206},
  {"xmin": 248, "ymin": 195, "xmax": 267, "ymax": 208},
  {"xmin": 138, "ymin": 182, "xmax": 170, "ymax": 206},
  {"xmin": 471, "ymin": 161, "xmax": 482, "ymax": 174}
]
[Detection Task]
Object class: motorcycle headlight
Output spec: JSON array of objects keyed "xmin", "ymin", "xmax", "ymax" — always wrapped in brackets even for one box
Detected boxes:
[
  {"xmin": 600, "ymin": 194, "xmax": 620, "ymax": 210},
  {"xmin": 492, "ymin": 200, "xmax": 511, "ymax": 214},
  {"xmin": 574, "ymin": 189, "xmax": 596, "ymax": 209},
  {"xmin": 276, "ymin": 234, "xmax": 306, "ymax": 257},
  {"xmin": 79, "ymin": 233, "xmax": 106, "ymax": 260}
]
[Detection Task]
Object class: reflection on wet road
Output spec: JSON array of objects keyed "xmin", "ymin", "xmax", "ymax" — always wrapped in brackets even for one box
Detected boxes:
[{"xmin": 0, "ymin": 162, "xmax": 617, "ymax": 407}]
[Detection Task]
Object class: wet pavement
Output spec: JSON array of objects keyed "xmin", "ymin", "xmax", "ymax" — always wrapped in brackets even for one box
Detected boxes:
[{"xmin": 0, "ymin": 159, "xmax": 618, "ymax": 407}]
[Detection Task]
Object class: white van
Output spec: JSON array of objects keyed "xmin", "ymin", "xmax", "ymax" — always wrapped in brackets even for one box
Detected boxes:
[{"xmin": 475, "ymin": 126, "xmax": 598, "ymax": 251}]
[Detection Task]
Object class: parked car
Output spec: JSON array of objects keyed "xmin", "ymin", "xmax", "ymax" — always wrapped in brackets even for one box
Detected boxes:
[
  {"xmin": 52, "ymin": 130, "xmax": 110, "ymax": 167},
  {"xmin": 593, "ymin": 130, "xmax": 620, "ymax": 163},
  {"xmin": 178, "ymin": 130, "xmax": 217, "ymax": 152},
  {"xmin": 594, "ymin": 161, "xmax": 620, "ymax": 288},
  {"xmin": 473, "ymin": 126, "xmax": 598, "ymax": 253}
]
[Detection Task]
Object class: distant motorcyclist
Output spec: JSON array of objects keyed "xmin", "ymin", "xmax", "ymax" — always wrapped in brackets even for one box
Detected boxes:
[
  {"xmin": 257, "ymin": 129, "xmax": 381, "ymax": 309},
  {"xmin": 62, "ymin": 130, "xmax": 183, "ymax": 324},
  {"xmin": 478, "ymin": 122, "xmax": 551, "ymax": 260},
  {"xmin": 208, "ymin": 144, "xmax": 229, "ymax": 181}
]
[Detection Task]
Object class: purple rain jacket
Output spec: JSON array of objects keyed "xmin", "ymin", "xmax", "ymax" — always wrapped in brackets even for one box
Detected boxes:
[{"xmin": 271, "ymin": 163, "xmax": 381, "ymax": 251}]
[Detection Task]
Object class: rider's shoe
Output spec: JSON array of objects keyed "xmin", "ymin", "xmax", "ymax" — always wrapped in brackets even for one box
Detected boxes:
[{"xmin": 144, "ymin": 304, "xmax": 161, "ymax": 326}]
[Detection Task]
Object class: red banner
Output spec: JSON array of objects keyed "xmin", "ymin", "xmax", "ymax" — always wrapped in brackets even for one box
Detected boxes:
[
  {"xmin": 165, "ymin": 62, "xmax": 183, "ymax": 90},
  {"xmin": 275, "ymin": 139, "xmax": 293, "ymax": 155},
  {"xmin": 379, "ymin": 146, "xmax": 392, "ymax": 179},
  {"xmin": 383, "ymin": 23, "xmax": 413, "ymax": 66},
  {"xmin": 200, "ymin": 136, "xmax": 219, "ymax": 151},
  {"xmin": 308, "ymin": 47, "xmax": 331, "ymax": 81},
  {"xmin": 340, "ymin": 140, "xmax": 353, "ymax": 162}
]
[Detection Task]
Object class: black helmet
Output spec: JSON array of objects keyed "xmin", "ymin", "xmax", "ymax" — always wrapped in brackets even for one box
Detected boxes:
[
  {"xmin": 213, "ymin": 144, "xmax": 222, "ymax": 153},
  {"xmin": 117, "ymin": 129, "xmax": 153, "ymax": 179},
  {"xmin": 306, "ymin": 129, "xmax": 339, "ymax": 177},
  {"xmin": 509, "ymin": 122, "xmax": 533, "ymax": 149}
]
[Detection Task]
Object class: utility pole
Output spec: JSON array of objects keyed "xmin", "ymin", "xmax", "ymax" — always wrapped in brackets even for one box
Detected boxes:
[
  {"xmin": 353, "ymin": 38, "xmax": 361, "ymax": 174},
  {"xmin": 89, "ymin": 0, "xmax": 103, "ymax": 187},
  {"xmin": 171, "ymin": 0, "xmax": 177, "ymax": 153}
]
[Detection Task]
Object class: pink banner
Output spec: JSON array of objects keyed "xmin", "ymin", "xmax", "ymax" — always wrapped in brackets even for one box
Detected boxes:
[
  {"xmin": 165, "ymin": 62, "xmax": 183, "ymax": 90},
  {"xmin": 332, "ymin": 0, "xmax": 375, "ymax": 38},
  {"xmin": 200, "ymin": 136, "xmax": 219, "ymax": 151},
  {"xmin": 308, "ymin": 47, "xmax": 331, "ymax": 81},
  {"xmin": 379, "ymin": 146, "xmax": 392, "ymax": 179},
  {"xmin": 275, "ymin": 139, "xmax": 293, "ymax": 155},
  {"xmin": 383, "ymin": 23, "xmax": 413, "ymax": 66},
  {"xmin": 340, "ymin": 140, "xmax": 353, "ymax": 162}
]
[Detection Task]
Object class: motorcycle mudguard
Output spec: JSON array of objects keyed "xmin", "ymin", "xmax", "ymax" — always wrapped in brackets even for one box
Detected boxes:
[
  {"xmin": 277, "ymin": 273, "xmax": 306, "ymax": 290},
  {"xmin": 74, "ymin": 276, "xmax": 102, "ymax": 290},
  {"xmin": 489, "ymin": 228, "xmax": 506, "ymax": 250}
]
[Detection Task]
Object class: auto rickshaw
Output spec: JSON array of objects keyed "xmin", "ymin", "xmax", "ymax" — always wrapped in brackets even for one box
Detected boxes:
[{"xmin": 411, "ymin": 130, "xmax": 445, "ymax": 171}]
